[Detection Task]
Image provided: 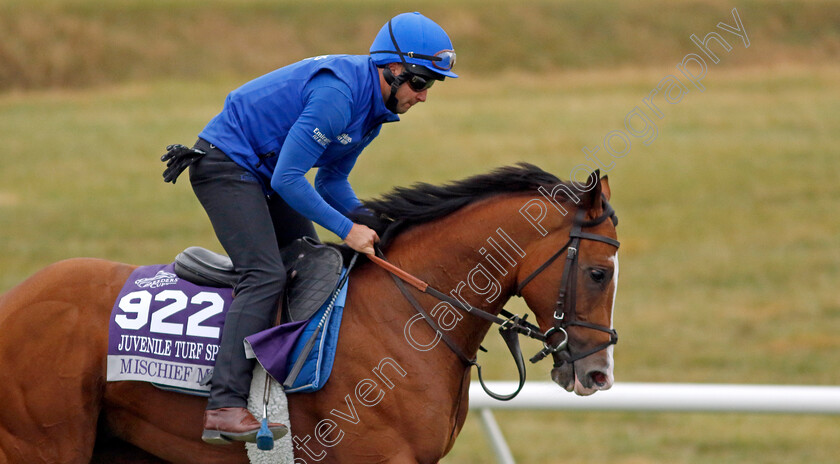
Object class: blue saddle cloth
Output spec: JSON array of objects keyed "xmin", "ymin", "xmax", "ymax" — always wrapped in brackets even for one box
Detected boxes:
[{"xmin": 245, "ymin": 272, "xmax": 348, "ymax": 393}]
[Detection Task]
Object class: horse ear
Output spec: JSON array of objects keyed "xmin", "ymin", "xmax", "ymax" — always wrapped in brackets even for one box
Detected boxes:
[
  {"xmin": 600, "ymin": 175, "xmax": 611, "ymax": 202},
  {"xmin": 578, "ymin": 170, "xmax": 605, "ymax": 216}
]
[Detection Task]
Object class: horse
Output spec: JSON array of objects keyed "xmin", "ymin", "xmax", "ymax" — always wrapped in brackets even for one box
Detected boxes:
[{"xmin": 0, "ymin": 164, "xmax": 620, "ymax": 463}]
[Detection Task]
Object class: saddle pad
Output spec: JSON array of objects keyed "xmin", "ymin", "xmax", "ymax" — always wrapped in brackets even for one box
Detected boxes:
[
  {"xmin": 107, "ymin": 263, "xmax": 348, "ymax": 396},
  {"xmin": 106, "ymin": 263, "xmax": 232, "ymax": 394},
  {"xmin": 245, "ymin": 272, "xmax": 348, "ymax": 394}
]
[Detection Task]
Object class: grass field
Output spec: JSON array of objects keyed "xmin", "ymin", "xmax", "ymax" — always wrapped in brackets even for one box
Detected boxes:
[
  {"xmin": 2, "ymin": 63, "xmax": 838, "ymax": 464},
  {"xmin": 3, "ymin": 0, "xmax": 840, "ymax": 91},
  {"xmin": 2, "ymin": 1, "xmax": 840, "ymax": 463}
]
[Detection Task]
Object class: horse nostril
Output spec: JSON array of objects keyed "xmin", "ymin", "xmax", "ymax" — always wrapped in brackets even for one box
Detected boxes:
[{"xmin": 590, "ymin": 371, "xmax": 607, "ymax": 386}]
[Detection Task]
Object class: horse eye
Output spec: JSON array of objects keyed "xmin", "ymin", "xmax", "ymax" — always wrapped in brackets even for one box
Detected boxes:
[{"xmin": 589, "ymin": 269, "xmax": 607, "ymax": 283}]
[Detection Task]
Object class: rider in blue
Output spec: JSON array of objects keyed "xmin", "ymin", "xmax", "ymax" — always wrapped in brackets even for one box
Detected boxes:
[{"xmin": 161, "ymin": 12, "xmax": 457, "ymax": 444}]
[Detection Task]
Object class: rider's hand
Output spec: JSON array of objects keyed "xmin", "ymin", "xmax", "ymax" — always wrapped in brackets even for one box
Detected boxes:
[{"xmin": 344, "ymin": 223, "xmax": 379, "ymax": 255}]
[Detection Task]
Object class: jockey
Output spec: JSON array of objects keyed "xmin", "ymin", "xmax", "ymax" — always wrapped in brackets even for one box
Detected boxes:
[{"xmin": 160, "ymin": 12, "xmax": 457, "ymax": 445}]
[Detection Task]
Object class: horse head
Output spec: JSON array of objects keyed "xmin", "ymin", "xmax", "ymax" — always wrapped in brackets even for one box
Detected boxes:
[
  {"xmin": 515, "ymin": 171, "xmax": 619, "ymax": 396},
  {"xmin": 354, "ymin": 164, "xmax": 620, "ymax": 398}
]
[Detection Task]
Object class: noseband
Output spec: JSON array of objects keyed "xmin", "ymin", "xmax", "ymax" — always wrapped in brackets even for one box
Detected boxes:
[
  {"xmin": 371, "ymin": 199, "xmax": 619, "ymax": 400},
  {"xmin": 517, "ymin": 204, "xmax": 620, "ymax": 366}
]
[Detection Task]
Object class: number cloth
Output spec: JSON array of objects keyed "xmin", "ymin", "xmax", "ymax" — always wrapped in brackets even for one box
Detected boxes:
[
  {"xmin": 107, "ymin": 264, "xmax": 233, "ymax": 394},
  {"xmin": 106, "ymin": 263, "xmax": 349, "ymax": 395}
]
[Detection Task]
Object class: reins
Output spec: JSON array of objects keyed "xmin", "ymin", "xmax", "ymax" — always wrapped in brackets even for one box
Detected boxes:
[
  {"xmin": 367, "ymin": 199, "xmax": 620, "ymax": 400},
  {"xmin": 369, "ymin": 253, "xmax": 536, "ymax": 401}
]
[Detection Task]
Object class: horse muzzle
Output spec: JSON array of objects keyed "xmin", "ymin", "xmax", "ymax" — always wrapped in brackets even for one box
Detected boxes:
[{"xmin": 550, "ymin": 350, "xmax": 614, "ymax": 396}]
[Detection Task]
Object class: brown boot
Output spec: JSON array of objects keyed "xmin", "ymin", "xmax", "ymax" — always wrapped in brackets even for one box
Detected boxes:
[{"xmin": 201, "ymin": 407, "xmax": 288, "ymax": 445}]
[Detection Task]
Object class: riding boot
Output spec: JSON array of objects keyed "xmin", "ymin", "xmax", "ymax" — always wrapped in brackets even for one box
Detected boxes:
[{"xmin": 201, "ymin": 407, "xmax": 287, "ymax": 444}]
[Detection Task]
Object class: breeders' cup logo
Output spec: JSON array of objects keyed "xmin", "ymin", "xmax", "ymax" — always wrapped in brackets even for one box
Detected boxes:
[{"xmin": 135, "ymin": 270, "xmax": 179, "ymax": 289}]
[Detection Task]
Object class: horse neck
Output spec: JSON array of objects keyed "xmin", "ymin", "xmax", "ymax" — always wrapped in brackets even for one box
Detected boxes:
[{"xmin": 382, "ymin": 194, "xmax": 548, "ymax": 355}]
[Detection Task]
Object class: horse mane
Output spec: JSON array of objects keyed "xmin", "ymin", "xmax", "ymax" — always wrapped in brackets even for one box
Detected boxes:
[{"xmin": 349, "ymin": 163, "xmax": 569, "ymax": 247}]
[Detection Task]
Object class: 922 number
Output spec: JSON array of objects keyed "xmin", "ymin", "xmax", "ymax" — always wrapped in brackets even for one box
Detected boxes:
[{"xmin": 115, "ymin": 290, "xmax": 224, "ymax": 338}]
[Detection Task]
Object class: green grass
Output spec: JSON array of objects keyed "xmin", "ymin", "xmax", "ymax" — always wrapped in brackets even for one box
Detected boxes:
[
  {"xmin": 451, "ymin": 411, "xmax": 840, "ymax": 464},
  {"xmin": 2, "ymin": 2, "xmax": 840, "ymax": 460},
  {"xmin": 3, "ymin": 0, "xmax": 840, "ymax": 90},
  {"xmin": 2, "ymin": 61, "xmax": 839, "ymax": 462}
]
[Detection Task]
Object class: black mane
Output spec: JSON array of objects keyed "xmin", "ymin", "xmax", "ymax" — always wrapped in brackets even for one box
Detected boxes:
[{"xmin": 349, "ymin": 163, "xmax": 570, "ymax": 246}]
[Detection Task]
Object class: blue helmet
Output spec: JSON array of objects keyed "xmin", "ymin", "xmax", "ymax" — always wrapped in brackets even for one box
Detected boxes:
[{"xmin": 370, "ymin": 12, "xmax": 458, "ymax": 79}]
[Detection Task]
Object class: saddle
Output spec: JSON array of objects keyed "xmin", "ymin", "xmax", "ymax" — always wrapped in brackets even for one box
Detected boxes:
[{"xmin": 173, "ymin": 237, "xmax": 344, "ymax": 323}]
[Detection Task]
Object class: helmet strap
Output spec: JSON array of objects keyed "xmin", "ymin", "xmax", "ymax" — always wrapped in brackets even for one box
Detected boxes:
[
  {"xmin": 383, "ymin": 19, "xmax": 411, "ymax": 113},
  {"xmin": 382, "ymin": 65, "xmax": 407, "ymax": 113}
]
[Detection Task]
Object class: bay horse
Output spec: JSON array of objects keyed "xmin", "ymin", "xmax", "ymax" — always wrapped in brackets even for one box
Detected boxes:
[{"xmin": 0, "ymin": 164, "xmax": 620, "ymax": 463}]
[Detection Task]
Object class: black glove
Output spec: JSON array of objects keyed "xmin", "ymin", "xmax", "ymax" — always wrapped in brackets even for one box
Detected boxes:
[{"xmin": 161, "ymin": 144, "xmax": 206, "ymax": 184}]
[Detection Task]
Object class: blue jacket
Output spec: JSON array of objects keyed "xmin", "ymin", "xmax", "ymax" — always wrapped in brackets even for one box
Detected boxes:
[{"xmin": 199, "ymin": 55, "xmax": 399, "ymax": 238}]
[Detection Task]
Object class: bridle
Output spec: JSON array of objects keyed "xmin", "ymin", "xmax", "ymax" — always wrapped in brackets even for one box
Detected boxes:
[
  {"xmin": 370, "ymin": 198, "xmax": 620, "ymax": 400},
  {"xmin": 518, "ymin": 203, "xmax": 620, "ymax": 366}
]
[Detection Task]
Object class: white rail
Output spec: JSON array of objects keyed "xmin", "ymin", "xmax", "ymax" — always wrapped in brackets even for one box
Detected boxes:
[
  {"xmin": 469, "ymin": 381, "xmax": 840, "ymax": 414},
  {"xmin": 468, "ymin": 382, "xmax": 840, "ymax": 464}
]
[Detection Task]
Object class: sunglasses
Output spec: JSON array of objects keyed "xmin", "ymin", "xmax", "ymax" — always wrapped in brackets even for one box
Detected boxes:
[{"xmin": 405, "ymin": 72, "xmax": 436, "ymax": 92}]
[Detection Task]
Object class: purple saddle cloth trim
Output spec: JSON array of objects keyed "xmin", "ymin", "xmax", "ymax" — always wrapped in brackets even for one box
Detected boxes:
[{"xmin": 243, "ymin": 319, "xmax": 309, "ymax": 382}]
